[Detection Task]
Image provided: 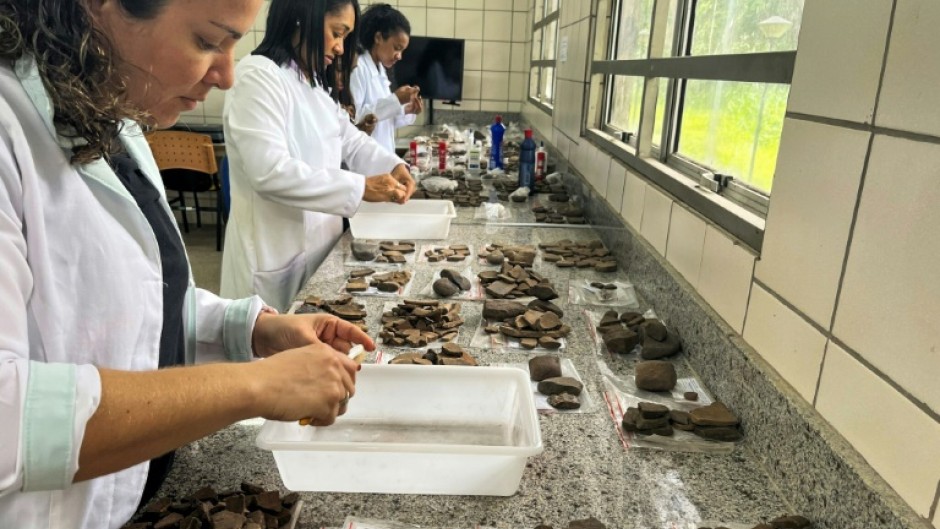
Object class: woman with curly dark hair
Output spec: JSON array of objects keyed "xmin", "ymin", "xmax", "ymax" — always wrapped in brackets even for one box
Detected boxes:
[
  {"xmin": 0, "ymin": 1, "xmax": 373, "ymax": 526},
  {"xmin": 350, "ymin": 2, "xmax": 422, "ymax": 154}
]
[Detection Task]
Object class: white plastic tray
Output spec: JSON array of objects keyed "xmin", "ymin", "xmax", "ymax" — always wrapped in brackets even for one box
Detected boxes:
[
  {"xmin": 256, "ymin": 364, "xmax": 543, "ymax": 496},
  {"xmin": 349, "ymin": 200, "xmax": 457, "ymax": 240}
]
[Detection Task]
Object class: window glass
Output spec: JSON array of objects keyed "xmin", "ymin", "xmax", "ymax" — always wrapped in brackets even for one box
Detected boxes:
[
  {"xmin": 614, "ymin": 0, "xmax": 654, "ymax": 60},
  {"xmin": 608, "ymin": 75, "xmax": 644, "ymax": 135},
  {"xmin": 691, "ymin": 0, "xmax": 803, "ymax": 55},
  {"xmin": 529, "ymin": 68, "xmax": 541, "ymax": 99},
  {"xmin": 532, "ymin": 28, "xmax": 543, "ymax": 60},
  {"xmin": 677, "ymin": 80, "xmax": 790, "ymax": 193},
  {"xmin": 541, "ymin": 67, "xmax": 556, "ymax": 104},
  {"xmin": 543, "ymin": 21, "xmax": 557, "ymax": 61}
]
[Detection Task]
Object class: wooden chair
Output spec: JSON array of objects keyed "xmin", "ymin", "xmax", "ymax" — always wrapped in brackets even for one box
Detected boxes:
[{"xmin": 145, "ymin": 130, "xmax": 218, "ymax": 239}]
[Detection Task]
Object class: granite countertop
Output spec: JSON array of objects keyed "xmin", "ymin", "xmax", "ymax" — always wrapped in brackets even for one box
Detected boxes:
[{"xmin": 155, "ymin": 199, "xmax": 797, "ymax": 529}]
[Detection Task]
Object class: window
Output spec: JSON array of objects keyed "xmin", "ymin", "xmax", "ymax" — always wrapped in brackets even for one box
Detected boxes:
[
  {"xmin": 529, "ymin": 0, "xmax": 560, "ymax": 112},
  {"xmin": 590, "ymin": 0, "xmax": 804, "ymax": 249}
]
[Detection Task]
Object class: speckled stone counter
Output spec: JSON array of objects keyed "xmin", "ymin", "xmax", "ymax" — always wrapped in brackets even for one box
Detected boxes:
[
  {"xmin": 155, "ymin": 209, "xmax": 793, "ymax": 529},
  {"xmin": 155, "ymin": 174, "xmax": 926, "ymax": 529}
]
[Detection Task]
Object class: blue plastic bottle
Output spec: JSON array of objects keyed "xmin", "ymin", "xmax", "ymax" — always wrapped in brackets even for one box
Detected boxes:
[
  {"xmin": 489, "ymin": 115, "xmax": 506, "ymax": 170},
  {"xmin": 518, "ymin": 129, "xmax": 537, "ymax": 192}
]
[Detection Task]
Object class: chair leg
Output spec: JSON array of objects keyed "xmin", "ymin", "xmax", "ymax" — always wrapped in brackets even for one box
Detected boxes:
[
  {"xmin": 178, "ymin": 191, "xmax": 189, "ymax": 233},
  {"xmin": 193, "ymin": 191, "xmax": 202, "ymax": 228}
]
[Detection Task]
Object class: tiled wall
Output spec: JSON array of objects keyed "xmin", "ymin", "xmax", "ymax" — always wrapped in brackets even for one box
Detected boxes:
[
  {"xmin": 523, "ymin": 0, "xmax": 940, "ymax": 526},
  {"xmin": 179, "ymin": 0, "xmax": 531, "ymax": 126}
]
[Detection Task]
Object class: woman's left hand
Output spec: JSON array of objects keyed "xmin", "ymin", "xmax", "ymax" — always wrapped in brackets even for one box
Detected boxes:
[
  {"xmin": 390, "ymin": 163, "xmax": 416, "ymax": 201},
  {"xmin": 251, "ymin": 312, "xmax": 376, "ymax": 359},
  {"xmin": 405, "ymin": 96, "xmax": 423, "ymax": 116}
]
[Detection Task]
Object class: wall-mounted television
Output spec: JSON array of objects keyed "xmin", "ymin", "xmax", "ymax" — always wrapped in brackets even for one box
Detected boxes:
[{"xmin": 393, "ymin": 36, "xmax": 465, "ymax": 102}]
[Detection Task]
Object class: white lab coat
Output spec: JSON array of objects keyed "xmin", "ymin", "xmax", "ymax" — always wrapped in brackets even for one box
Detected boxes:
[
  {"xmin": 349, "ymin": 53, "xmax": 416, "ymax": 155},
  {"xmin": 0, "ymin": 59, "xmax": 264, "ymax": 528},
  {"xmin": 221, "ymin": 56, "xmax": 405, "ymax": 311}
]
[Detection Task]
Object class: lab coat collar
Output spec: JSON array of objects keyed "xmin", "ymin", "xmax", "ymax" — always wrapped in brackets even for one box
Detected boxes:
[{"xmin": 362, "ymin": 52, "xmax": 388, "ymax": 81}]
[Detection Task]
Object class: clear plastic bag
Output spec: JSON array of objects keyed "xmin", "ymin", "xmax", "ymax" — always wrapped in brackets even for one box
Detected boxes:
[
  {"xmin": 343, "ymin": 518, "xmax": 427, "ymax": 529},
  {"xmin": 568, "ymin": 279, "xmax": 639, "ymax": 307},
  {"xmin": 420, "ymin": 176, "xmax": 459, "ymax": 193},
  {"xmin": 473, "ymin": 202, "xmax": 512, "ymax": 220},
  {"xmin": 492, "ymin": 359, "xmax": 596, "ymax": 414},
  {"xmin": 584, "ymin": 307, "xmax": 657, "ymax": 356},
  {"xmin": 377, "ymin": 300, "xmax": 464, "ymax": 350},
  {"xmin": 415, "ymin": 267, "xmax": 483, "ymax": 300},
  {"xmin": 340, "ymin": 271, "xmax": 414, "ymax": 298},
  {"xmin": 599, "ymin": 360, "xmax": 737, "ymax": 454},
  {"xmin": 470, "ymin": 318, "xmax": 567, "ymax": 352}
]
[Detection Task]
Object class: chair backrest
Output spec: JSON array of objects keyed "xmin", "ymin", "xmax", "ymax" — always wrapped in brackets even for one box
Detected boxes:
[{"xmin": 145, "ymin": 130, "xmax": 218, "ymax": 175}]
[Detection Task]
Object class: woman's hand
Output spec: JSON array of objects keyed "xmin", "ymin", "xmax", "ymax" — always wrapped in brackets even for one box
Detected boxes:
[
  {"xmin": 251, "ymin": 343, "xmax": 359, "ymax": 426},
  {"xmin": 363, "ymin": 173, "xmax": 409, "ymax": 203},
  {"xmin": 252, "ymin": 312, "xmax": 375, "ymax": 359},
  {"xmin": 390, "ymin": 163, "xmax": 416, "ymax": 200},
  {"xmin": 405, "ymin": 96, "xmax": 423, "ymax": 116},
  {"xmin": 394, "ymin": 85, "xmax": 419, "ymax": 104},
  {"xmin": 357, "ymin": 113, "xmax": 378, "ymax": 135}
]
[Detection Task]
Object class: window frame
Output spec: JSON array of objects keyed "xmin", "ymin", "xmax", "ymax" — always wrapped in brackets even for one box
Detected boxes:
[
  {"xmin": 529, "ymin": 2, "xmax": 560, "ymax": 114},
  {"xmin": 588, "ymin": 0, "xmax": 798, "ymax": 250}
]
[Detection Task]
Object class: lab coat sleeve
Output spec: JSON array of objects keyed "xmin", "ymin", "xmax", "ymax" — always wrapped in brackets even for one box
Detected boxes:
[
  {"xmin": 339, "ymin": 117, "xmax": 407, "ymax": 178},
  {"xmin": 189, "ymin": 288, "xmax": 265, "ymax": 364},
  {"xmin": 0, "ymin": 127, "xmax": 101, "ymax": 495},
  {"xmin": 350, "ymin": 64, "xmax": 407, "ymax": 123},
  {"xmin": 395, "ymin": 112, "xmax": 417, "ymax": 129},
  {"xmin": 224, "ymin": 61, "xmax": 364, "ymax": 218}
]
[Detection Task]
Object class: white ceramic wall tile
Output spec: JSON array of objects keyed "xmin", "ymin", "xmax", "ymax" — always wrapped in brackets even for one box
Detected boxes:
[
  {"xmin": 514, "ymin": 0, "xmax": 529, "ymax": 11},
  {"xmin": 581, "ymin": 0, "xmax": 592, "ymax": 19},
  {"xmin": 511, "ymin": 44, "xmax": 527, "ymax": 73},
  {"xmin": 743, "ymin": 284, "xmax": 827, "ymax": 402},
  {"xmin": 697, "ymin": 226, "xmax": 755, "ymax": 334},
  {"xmin": 488, "ymin": 42, "xmax": 512, "ymax": 71},
  {"xmin": 787, "ymin": 0, "xmax": 890, "ymax": 124},
  {"xmin": 400, "ymin": 7, "xmax": 427, "ymax": 34},
  {"xmin": 480, "ymin": 71, "xmax": 510, "ymax": 100},
  {"xmin": 665, "ymin": 205, "xmax": 706, "ymax": 288},
  {"xmin": 605, "ymin": 162, "xmax": 626, "ymax": 213},
  {"xmin": 568, "ymin": 20, "xmax": 587, "ymax": 83},
  {"xmin": 203, "ymin": 91, "xmax": 225, "ymax": 118},
  {"xmin": 508, "ymin": 102, "xmax": 522, "ymax": 112},
  {"xmin": 755, "ymin": 118, "xmax": 868, "ymax": 328},
  {"xmin": 833, "ymin": 135, "xmax": 940, "ymax": 414},
  {"xmin": 509, "ymin": 72, "xmax": 526, "ymax": 102},
  {"xmin": 878, "ymin": 1, "xmax": 940, "ymax": 136},
  {"xmin": 483, "ymin": 12, "xmax": 513, "ymax": 41},
  {"xmin": 178, "ymin": 108, "xmax": 205, "ymax": 125},
  {"xmin": 484, "ymin": 0, "xmax": 513, "ymax": 11},
  {"xmin": 456, "ymin": 0, "xmax": 477, "ymax": 8},
  {"xmin": 426, "ymin": 8, "xmax": 455, "ymax": 37},
  {"xmin": 480, "ymin": 101, "xmax": 511, "ymax": 112},
  {"xmin": 464, "ymin": 40, "xmax": 483, "ymax": 70},
  {"xmin": 816, "ymin": 342, "xmax": 940, "ymax": 515},
  {"xmin": 590, "ymin": 145, "xmax": 611, "ymax": 194},
  {"xmin": 454, "ymin": 9, "xmax": 483, "ymax": 40},
  {"xmin": 933, "ymin": 504, "xmax": 939, "ymax": 529},
  {"xmin": 428, "ymin": 0, "xmax": 455, "ymax": 7},
  {"xmin": 556, "ymin": 24, "xmax": 576, "ymax": 81},
  {"xmin": 621, "ymin": 170, "xmax": 646, "ymax": 231},
  {"xmin": 462, "ymin": 70, "xmax": 482, "ymax": 100},
  {"xmin": 399, "ymin": 0, "xmax": 427, "ymax": 6},
  {"xmin": 639, "ymin": 185, "xmax": 671, "ymax": 256},
  {"xmin": 460, "ymin": 100, "xmax": 481, "ymax": 111},
  {"xmin": 512, "ymin": 12, "xmax": 528, "ymax": 42},
  {"xmin": 253, "ymin": 1, "xmax": 269, "ymax": 31}
]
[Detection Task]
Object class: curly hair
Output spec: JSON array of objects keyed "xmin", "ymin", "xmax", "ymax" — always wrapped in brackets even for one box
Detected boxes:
[{"xmin": 0, "ymin": 0, "xmax": 168, "ymax": 165}]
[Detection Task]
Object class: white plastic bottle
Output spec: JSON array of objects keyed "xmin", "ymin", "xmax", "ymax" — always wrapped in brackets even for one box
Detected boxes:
[
  {"xmin": 535, "ymin": 141, "xmax": 547, "ymax": 182},
  {"xmin": 467, "ymin": 141, "xmax": 482, "ymax": 177}
]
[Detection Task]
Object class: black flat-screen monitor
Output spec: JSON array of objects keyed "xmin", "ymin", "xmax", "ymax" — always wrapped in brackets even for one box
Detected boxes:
[{"xmin": 393, "ymin": 36, "xmax": 464, "ymax": 102}]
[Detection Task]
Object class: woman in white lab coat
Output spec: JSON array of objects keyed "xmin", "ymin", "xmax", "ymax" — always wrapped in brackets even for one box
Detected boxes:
[
  {"xmin": 349, "ymin": 3, "xmax": 423, "ymax": 154},
  {"xmin": 221, "ymin": 0, "xmax": 416, "ymax": 311},
  {"xmin": 0, "ymin": 2, "xmax": 372, "ymax": 528}
]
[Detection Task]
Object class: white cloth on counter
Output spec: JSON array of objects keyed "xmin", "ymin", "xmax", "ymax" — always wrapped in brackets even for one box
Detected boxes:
[
  {"xmin": 0, "ymin": 57, "xmax": 263, "ymax": 529},
  {"xmin": 350, "ymin": 52, "xmax": 416, "ymax": 155},
  {"xmin": 221, "ymin": 55, "xmax": 405, "ymax": 311}
]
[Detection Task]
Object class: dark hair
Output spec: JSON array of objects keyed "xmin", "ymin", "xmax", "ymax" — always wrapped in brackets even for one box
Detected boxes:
[
  {"xmin": 0, "ymin": 0, "xmax": 169, "ymax": 164},
  {"xmin": 358, "ymin": 3, "xmax": 410, "ymax": 53},
  {"xmin": 254, "ymin": 0, "xmax": 360, "ymax": 97}
]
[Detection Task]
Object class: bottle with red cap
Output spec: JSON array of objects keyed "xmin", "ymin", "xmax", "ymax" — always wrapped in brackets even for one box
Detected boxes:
[{"xmin": 535, "ymin": 141, "xmax": 547, "ymax": 182}]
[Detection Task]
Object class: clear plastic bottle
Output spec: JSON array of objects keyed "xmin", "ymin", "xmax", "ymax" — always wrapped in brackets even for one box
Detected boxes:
[
  {"xmin": 535, "ymin": 141, "xmax": 547, "ymax": 182},
  {"xmin": 467, "ymin": 141, "xmax": 482, "ymax": 177},
  {"xmin": 489, "ymin": 115, "xmax": 506, "ymax": 170},
  {"xmin": 518, "ymin": 129, "xmax": 536, "ymax": 192}
]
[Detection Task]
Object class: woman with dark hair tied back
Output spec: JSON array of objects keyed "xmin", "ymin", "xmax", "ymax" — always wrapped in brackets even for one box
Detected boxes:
[
  {"xmin": 350, "ymin": 2, "xmax": 422, "ymax": 154},
  {"xmin": 221, "ymin": 0, "xmax": 416, "ymax": 311},
  {"xmin": 0, "ymin": 1, "xmax": 375, "ymax": 527}
]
